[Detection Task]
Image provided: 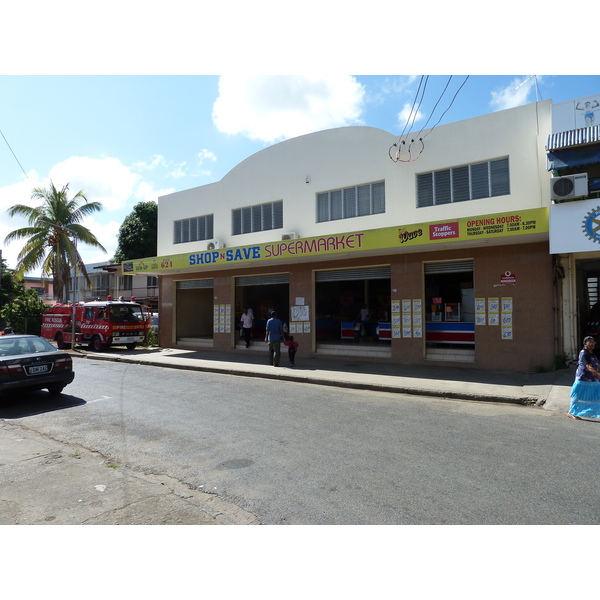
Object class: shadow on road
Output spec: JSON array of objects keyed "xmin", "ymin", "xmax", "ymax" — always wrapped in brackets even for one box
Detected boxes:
[{"xmin": 0, "ymin": 391, "xmax": 86, "ymax": 419}]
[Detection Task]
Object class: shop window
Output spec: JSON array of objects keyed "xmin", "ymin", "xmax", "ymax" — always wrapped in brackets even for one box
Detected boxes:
[
  {"xmin": 315, "ymin": 268, "xmax": 391, "ymax": 344},
  {"xmin": 317, "ymin": 181, "xmax": 385, "ymax": 223},
  {"xmin": 232, "ymin": 200, "xmax": 283, "ymax": 235},
  {"xmin": 121, "ymin": 275, "xmax": 133, "ymax": 291},
  {"xmin": 417, "ymin": 157, "xmax": 509, "ymax": 207},
  {"xmin": 174, "ymin": 214, "xmax": 214, "ymax": 244},
  {"xmin": 424, "ymin": 262, "xmax": 474, "ymax": 349}
]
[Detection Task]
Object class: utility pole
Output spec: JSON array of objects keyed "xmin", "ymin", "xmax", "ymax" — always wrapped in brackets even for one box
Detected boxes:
[{"xmin": 71, "ymin": 238, "xmax": 77, "ymax": 350}]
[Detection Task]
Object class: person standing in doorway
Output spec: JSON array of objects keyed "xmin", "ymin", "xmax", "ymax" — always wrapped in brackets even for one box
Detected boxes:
[
  {"xmin": 240, "ymin": 307, "xmax": 254, "ymax": 348},
  {"xmin": 265, "ymin": 310, "xmax": 284, "ymax": 367},
  {"xmin": 568, "ymin": 336, "xmax": 600, "ymax": 420}
]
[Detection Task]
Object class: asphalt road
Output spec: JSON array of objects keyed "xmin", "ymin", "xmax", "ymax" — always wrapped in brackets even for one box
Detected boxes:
[{"xmin": 3, "ymin": 358, "xmax": 600, "ymax": 524}]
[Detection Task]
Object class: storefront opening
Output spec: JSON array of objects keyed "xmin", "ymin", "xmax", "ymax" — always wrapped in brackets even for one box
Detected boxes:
[{"xmin": 424, "ymin": 261, "xmax": 474, "ymax": 360}]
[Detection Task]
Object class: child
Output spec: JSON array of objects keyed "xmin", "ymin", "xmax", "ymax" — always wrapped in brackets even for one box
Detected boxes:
[{"xmin": 284, "ymin": 335, "xmax": 299, "ymax": 367}]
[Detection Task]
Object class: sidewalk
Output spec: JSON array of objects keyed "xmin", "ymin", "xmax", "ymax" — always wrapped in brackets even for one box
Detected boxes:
[
  {"xmin": 0, "ymin": 345, "xmax": 575, "ymax": 525},
  {"xmin": 86, "ymin": 345, "xmax": 576, "ymax": 410}
]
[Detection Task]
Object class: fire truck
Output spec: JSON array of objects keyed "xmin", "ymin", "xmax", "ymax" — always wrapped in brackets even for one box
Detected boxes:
[{"xmin": 41, "ymin": 296, "xmax": 151, "ymax": 351}]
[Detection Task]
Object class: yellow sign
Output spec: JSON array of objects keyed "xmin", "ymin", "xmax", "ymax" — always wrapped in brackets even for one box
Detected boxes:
[{"xmin": 123, "ymin": 208, "xmax": 548, "ymax": 274}]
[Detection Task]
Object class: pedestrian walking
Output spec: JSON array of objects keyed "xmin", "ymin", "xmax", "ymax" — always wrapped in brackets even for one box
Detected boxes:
[
  {"xmin": 264, "ymin": 310, "xmax": 284, "ymax": 367},
  {"xmin": 568, "ymin": 336, "xmax": 600, "ymax": 420},
  {"xmin": 239, "ymin": 307, "xmax": 253, "ymax": 348},
  {"xmin": 284, "ymin": 335, "xmax": 299, "ymax": 367}
]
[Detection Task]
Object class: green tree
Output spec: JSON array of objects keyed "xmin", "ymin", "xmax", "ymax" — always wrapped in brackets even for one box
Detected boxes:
[
  {"xmin": 0, "ymin": 283, "xmax": 47, "ymax": 335},
  {"xmin": 4, "ymin": 181, "xmax": 107, "ymax": 302},
  {"xmin": 0, "ymin": 259, "xmax": 20, "ymax": 329},
  {"xmin": 113, "ymin": 201, "xmax": 158, "ymax": 263}
]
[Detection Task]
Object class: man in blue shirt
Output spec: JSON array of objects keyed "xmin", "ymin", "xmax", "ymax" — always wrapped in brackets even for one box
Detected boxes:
[{"xmin": 264, "ymin": 310, "xmax": 284, "ymax": 367}]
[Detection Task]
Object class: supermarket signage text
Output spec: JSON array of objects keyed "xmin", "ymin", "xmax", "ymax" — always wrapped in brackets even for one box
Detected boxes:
[{"xmin": 188, "ymin": 233, "xmax": 365, "ymax": 266}]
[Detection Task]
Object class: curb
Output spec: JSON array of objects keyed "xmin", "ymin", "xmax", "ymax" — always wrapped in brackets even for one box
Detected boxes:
[{"xmin": 80, "ymin": 352, "xmax": 535, "ymax": 406}]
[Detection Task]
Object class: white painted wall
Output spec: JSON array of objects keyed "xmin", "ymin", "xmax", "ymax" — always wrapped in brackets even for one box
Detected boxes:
[{"xmin": 157, "ymin": 100, "xmax": 552, "ymax": 256}]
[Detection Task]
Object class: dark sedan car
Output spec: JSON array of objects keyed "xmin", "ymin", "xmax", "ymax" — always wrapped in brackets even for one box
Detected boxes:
[{"xmin": 0, "ymin": 334, "xmax": 75, "ymax": 397}]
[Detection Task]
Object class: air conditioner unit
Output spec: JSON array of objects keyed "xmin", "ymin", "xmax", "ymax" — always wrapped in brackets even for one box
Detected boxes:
[
  {"xmin": 550, "ymin": 173, "xmax": 588, "ymax": 201},
  {"xmin": 206, "ymin": 240, "xmax": 223, "ymax": 250},
  {"xmin": 281, "ymin": 232, "xmax": 300, "ymax": 240}
]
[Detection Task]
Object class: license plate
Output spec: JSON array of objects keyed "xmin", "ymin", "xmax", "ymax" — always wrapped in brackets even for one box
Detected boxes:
[{"xmin": 27, "ymin": 364, "xmax": 49, "ymax": 375}]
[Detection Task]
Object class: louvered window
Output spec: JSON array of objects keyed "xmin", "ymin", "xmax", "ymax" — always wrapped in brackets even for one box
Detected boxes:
[
  {"xmin": 232, "ymin": 200, "xmax": 283, "ymax": 235},
  {"xmin": 317, "ymin": 180, "xmax": 385, "ymax": 223},
  {"xmin": 174, "ymin": 214, "xmax": 214, "ymax": 244},
  {"xmin": 417, "ymin": 157, "xmax": 509, "ymax": 207}
]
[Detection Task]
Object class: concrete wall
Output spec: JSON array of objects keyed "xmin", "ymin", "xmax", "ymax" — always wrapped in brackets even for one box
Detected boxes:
[{"xmin": 157, "ymin": 100, "xmax": 552, "ymax": 257}]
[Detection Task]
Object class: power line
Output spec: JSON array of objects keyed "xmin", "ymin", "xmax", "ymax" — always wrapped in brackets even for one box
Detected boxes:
[{"xmin": 0, "ymin": 127, "xmax": 29, "ymax": 179}]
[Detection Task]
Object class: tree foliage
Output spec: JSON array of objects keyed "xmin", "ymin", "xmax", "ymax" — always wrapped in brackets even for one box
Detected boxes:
[
  {"xmin": 0, "ymin": 283, "xmax": 48, "ymax": 335},
  {"xmin": 113, "ymin": 201, "xmax": 158, "ymax": 263},
  {"xmin": 3, "ymin": 181, "xmax": 107, "ymax": 302},
  {"xmin": 0, "ymin": 258, "xmax": 19, "ymax": 310}
]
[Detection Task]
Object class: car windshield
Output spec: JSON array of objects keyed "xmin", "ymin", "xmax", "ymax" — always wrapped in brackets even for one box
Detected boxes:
[
  {"xmin": 0, "ymin": 336, "xmax": 56, "ymax": 356},
  {"xmin": 109, "ymin": 304, "xmax": 143, "ymax": 323}
]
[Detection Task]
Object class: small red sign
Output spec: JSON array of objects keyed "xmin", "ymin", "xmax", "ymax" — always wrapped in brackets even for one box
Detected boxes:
[
  {"xmin": 429, "ymin": 222, "xmax": 459, "ymax": 240},
  {"xmin": 501, "ymin": 271, "xmax": 516, "ymax": 285}
]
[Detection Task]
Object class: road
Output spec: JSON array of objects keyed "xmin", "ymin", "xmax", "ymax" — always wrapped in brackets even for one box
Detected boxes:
[{"xmin": 2, "ymin": 357, "xmax": 599, "ymax": 524}]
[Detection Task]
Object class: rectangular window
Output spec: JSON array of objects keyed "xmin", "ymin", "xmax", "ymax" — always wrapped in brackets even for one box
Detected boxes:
[
  {"xmin": 232, "ymin": 200, "xmax": 283, "ymax": 235},
  {"xmin": 173, "ymin": 214, "xmax": 214, "ymax": 244},
  {"xmin": 417, "ymin": 157, "xmax": 509, "ymax": 207},
  {"xmin": 316, "ymin": 180, "xmax": 386, "ymax": 223}
]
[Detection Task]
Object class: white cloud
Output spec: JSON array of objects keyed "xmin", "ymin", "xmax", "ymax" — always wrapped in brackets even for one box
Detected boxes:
[
  {"xmin": 78, "ymin": 216, "xmax": 121, "ymax": 264},
  {"xmin": 490, "ymin": 76, "xmax": 541, "ymax": 111},
  {"xmin": 49, "ymin": 156, "xmax": 139, "ymax": 211},
  {"xmin": 198, "ymin": 149, "xmax": 216, "ymax": 165},
  {"xmin": 131, "ymin": 155, "xmax": 169, "ymax": 171},
  {"xmin": 135, "ymin": 181, "xmax": 174, "ymax": 203},
  {"xmin": 168, "ymin": 163, "xmax": 187, "ymax": 179},
  {"xmin": 212, "ymin": 75, "xmax": 366, "ymax": 143},
  {"xmin": 397, "ymin": 102, "xmax": 425, "ymax": 130},
  {"xmin": 0, "ymin": 172, "xmax": 46, "ymax": 271},
  {"xmin": 0, "ymin": 157, "xmax": 174, "ymax": 274}
]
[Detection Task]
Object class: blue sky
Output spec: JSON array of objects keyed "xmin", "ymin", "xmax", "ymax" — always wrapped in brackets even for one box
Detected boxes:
[
  {"xmin": 1, "ymin": 74, "xmax": 599, "ymax": 274},
  {"xmin": 1, "ymin": 1, "xmax": 599, "ymax": 276}
]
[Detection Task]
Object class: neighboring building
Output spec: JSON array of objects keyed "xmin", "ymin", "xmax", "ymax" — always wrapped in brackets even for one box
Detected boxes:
[
  {"xmin": 547, "ymin": 93, "xmax": 600, "ymax": 360},
  {"xmin": 70, "ymin": 262, "xmax": 159, "ymax": 310},
  {"xmin": 124, "ymin": 100, "xmax": 555, "ymax": 372},
  {"xmin": 23, "ymin": 276, "xmax": 54, "ymax": 305}
]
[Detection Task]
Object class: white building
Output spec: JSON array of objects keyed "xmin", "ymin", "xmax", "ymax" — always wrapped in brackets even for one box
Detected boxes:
[{"xmin": 125, "ymin": 100, "xmax": 555, "ymax": 372}]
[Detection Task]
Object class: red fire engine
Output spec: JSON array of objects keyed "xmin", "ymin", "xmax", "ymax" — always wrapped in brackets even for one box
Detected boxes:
[{"xmin": 41, "ymin": 296, "xmax": 151, "ymax": 351}]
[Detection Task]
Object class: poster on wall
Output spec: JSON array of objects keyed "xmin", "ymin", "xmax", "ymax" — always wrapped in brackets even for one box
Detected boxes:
[
  {"xmin": 501, "ymin": 297, "xmax": 513, "ymax": 340},
  {"xmin": 488, "ymin": 297, "xmax": 499, "ymax": 326},
  {"xmin": 475, "ymin": 298, "xmax": 486, "ymax": 326},
  {"xmin": 412, "ymin": 299, "xmax": 422, "ymax": 338},
  {"xmin": 291, "ymin": 305, "xmax": 309, "ymax": 321},
  {"xmin": 391, "ymin": 300, "xmax": 401, "ymax": 338},
  {"xmin": 402, "ymin": 299, "xmax": 412, "ymax": 338}
]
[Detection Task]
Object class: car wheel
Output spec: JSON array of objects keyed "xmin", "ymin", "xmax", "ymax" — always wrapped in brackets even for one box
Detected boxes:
[
  {"xmin": 90, "ymin": 336, "xmax": 105, "ymax": 352},
  {"xmin": 56, "ymin": 333, "xmax": 70, "ymax": 350},
  {"xmin": 47, "ymin": 384, "xmax": 65, "ymax": 395}
]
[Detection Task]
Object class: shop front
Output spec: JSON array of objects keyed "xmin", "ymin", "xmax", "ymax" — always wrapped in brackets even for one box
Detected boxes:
[
  {"xmin": 550, "ymin": 198, "xmax": 600, "ymax": 359},
  {"xmin": 126, "ymin": 205, "xmax": 554, "ymax": 372}
]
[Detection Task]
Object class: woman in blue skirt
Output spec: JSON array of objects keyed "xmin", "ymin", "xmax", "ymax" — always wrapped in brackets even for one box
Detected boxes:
[{"xmin": 568, "ymin": 336, "xmax": 600, "ymax": 420}]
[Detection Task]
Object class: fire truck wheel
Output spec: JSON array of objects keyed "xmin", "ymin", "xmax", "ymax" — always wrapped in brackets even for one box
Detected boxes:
[
  {"xmin": 126, "ymin": 343, "xmax": 137, "ymax": 350},
  {"xmin": 90, "ymin": 336, "xmax": 106, "ymax": 352},
  {"xmin": 56, "ymin": 333, "xmax": 70, "ymax": 350}
]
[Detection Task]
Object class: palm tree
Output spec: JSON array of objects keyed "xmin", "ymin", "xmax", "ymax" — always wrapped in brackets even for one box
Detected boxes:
[{"xmin": 4, "ymin": 181, "xmax": 107, "ymax": 302}]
